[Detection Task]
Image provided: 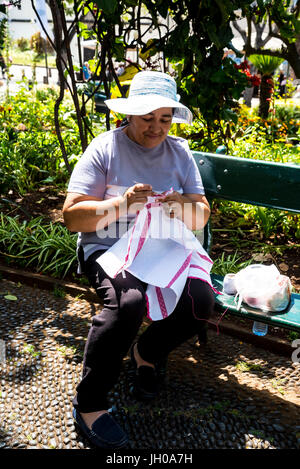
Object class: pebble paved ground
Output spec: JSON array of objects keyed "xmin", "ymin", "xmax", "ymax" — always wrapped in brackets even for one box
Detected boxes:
[{"xmin": 0, "ymin": 278, "xmax": 299, "ymax": 450}]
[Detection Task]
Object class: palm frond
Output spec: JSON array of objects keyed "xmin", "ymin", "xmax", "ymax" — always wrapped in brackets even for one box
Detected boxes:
[{"xmin": 248, "ymin": 54, "xmax": 284, "ymax": 75}]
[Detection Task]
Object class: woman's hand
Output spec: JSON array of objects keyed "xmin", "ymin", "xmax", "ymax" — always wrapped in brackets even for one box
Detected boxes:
[
  {"xmin": 156, "ymin": 191, "xmax": 211, "ymax": 230},
  {"xmin": 122, "ymin": 183, "xmax": 154, "ymax": 215},
  {"xmin": 156, "ymin": 191, "xmax": 184, "ymax": 218}
]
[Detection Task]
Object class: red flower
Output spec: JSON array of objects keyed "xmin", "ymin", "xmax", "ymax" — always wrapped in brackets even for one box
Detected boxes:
[
  {"xmin": 240, "ymin": 60, "xmax": 249, "ymax": 71},
  {"xmin": 250, "ymin": 75, "xmax": 261, "ymax": 87},
  {"xmin": 232, "ymin": 61, "xmax": 262, "ymax": 88}
]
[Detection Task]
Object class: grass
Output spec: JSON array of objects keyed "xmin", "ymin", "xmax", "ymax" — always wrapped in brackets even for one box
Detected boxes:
[
  {"xmin": 53, "ymin": 285, "xmax": 66, "ymax": 298},
  {"xmin": 271, "ymin": 378, "xmax": 286, "ymax": 395},
  {"xmin": 10, "ymin": 49, "xmax": 56, "ymax": 68},
  {"xmin": 0, "ymin": 215, "xmax": 77, "ymax": 279},
  {"xmin": 57, "ymin": 345, "xmax": 79, "ymax": 357},
  {"xmin": 288, "ymin": 331, "xmax": 300, "ymax": 341},
  {"xmin": 235, "ymin": 360, "xmax": 265, "ymax": 373},
  {"xmin": 21, "ymin": 343, "xmax": 41, "ymax": 358},
  {"xmin": 211, "ymin": 251, "xmax": 254, "ymax": 276}
]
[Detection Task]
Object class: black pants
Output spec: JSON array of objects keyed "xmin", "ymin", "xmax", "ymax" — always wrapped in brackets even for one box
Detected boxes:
[{"xmin": 73, "ymin": 249, "xmax": 215, "ymax": 412}]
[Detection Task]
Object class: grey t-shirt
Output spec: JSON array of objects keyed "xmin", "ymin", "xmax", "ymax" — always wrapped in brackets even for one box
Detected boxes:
[{"xmin": 67, "ymin": 126, "xmax": 205, "ymax": 260}]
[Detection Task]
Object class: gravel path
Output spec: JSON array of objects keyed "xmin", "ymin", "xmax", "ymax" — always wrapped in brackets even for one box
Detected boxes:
[{"xmin": 0, "ymin": 278, "xmax": 299, "ymax": 450}]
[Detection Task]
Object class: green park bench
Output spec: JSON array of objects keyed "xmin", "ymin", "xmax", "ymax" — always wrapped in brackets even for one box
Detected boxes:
[{"xmin": 192, "ymin": 151, "xmax": 300, "ymax": 333}]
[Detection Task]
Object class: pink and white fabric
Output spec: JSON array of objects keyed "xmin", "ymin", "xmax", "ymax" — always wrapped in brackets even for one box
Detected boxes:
[{"xmin": 97, "ymin": 195, "xmax": 216, "ymax": 321}]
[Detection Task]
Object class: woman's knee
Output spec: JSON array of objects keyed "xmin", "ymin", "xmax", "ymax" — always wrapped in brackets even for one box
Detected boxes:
[
  {"xmin": 91, "ymin": 290, "xmax": 146, "ymax": 331},
  {"xmin": 185, "ymin": 279, "xmax": 215, "ymax": 319},
  {"xmin": 119, "ymin": 287, "xmax": 147, "ymax": 320}
]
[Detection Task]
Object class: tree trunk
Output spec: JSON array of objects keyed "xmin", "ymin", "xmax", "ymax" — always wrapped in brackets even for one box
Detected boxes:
[
  {"xmin": 259, "ymin": 74, "xmax": 273, "ymax": 119},
  {"xmin": 47, "ymin": 0, "xmax": 72, "ymax": 175},
  {"xmin": 287, "ymin": 42, "xmax": 300, "ymax": 78}
]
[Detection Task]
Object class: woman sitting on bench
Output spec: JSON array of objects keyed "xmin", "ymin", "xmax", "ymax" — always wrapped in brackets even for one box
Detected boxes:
[{"xmin": 62, "ymin": 71, "xmax": 215, "ymax": 449}]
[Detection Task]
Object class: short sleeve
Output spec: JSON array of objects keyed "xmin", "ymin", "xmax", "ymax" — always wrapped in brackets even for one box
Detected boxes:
[
  {"xmin": 182, "ymin": 145, "xmax": 205, "ymax": 195},
  {"xmin": 67, "ymin": 137, "xmax": 107, "ymax": 199}
]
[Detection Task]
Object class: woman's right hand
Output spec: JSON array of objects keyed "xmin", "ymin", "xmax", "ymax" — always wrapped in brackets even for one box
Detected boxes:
[{"xmin": 122, "ymin": 183, "xmax": 153, "ymax": 215}]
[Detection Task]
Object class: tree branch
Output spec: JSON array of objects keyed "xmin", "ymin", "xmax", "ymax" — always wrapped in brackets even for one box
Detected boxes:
[
  {"xmin": 245, "ymin": 45, "xmax": 288, "ymax": 61},
  {"xmin": 231, "ymin": 20, "xmax": 247, "ymax": 43}
]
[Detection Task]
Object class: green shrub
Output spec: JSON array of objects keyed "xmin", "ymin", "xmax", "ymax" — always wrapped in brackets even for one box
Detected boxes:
[
  {"xmin": 0, "ymin": 215, "xmax": 77, "ymax": 278},
  {"xmin": 211, "ymin": 251, "xmax": 254, "ymax": 276},
  {"xmin": 16, "ymin": 37, "xmax": 29, "ymax": 51},
  {"xmin": 0, "ymin": 87, "xmax": 83, "ymax": 194},
  {"xmin": 214, "ymin": 200, "xmax": 300, "ymax": 240}
]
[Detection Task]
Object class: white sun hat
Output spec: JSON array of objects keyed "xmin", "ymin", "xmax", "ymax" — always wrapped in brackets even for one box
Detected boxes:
[{"xmin": 104, "ymin": 71, "xmax": 193, "ymax": 125}]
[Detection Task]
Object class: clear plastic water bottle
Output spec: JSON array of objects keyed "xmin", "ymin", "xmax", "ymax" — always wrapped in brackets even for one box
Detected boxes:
[{"xmin": 252, "ymin": 321, "xmax": 268, "ymax": 336}]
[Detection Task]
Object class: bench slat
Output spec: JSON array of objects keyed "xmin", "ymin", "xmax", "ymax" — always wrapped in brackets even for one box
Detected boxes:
[
  {"xmin": 193, "ymin": 152, "xmax": 300, "ymax": 213},
  {"xmin": 212, "ymin": 274, "xmax": 300, "ymax": 332}
]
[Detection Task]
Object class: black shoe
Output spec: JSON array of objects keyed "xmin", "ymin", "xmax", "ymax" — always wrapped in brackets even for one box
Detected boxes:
[
  {"xmin": 73, "ymin": 408, "xmax": 128, "ymax": 449},
  {"xmin": 130, "ymin": 343, "xmax": 167, "ymax": 401}
]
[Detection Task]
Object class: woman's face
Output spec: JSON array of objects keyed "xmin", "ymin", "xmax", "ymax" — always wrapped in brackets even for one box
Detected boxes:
[{"xmin": 126, "ymin": 107, "xmax": 173, "ymax": 148}]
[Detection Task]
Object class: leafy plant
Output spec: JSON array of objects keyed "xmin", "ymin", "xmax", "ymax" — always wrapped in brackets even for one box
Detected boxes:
[
  {"xmin": 249, "ymin": 55, "xmax": 284, "ymax": 76},
  {"xmin": 211, "ymin": 251, "xmax": 254, "ymax": 276},
  {"xmin": 53, "ymin": 285, "xmax": 66, "ymax": 298},
  {"xmin": 254, "ymin": 206, "xmax": 286, "ymax": 239},
  {"xmin": 235, "ymin": 360, "xmax": 264, "ymax": 372},
  {"xmin": 288, "ymin": 331, "xmax": 300, "ymax": 341},
  {"xmin": 16, "ymin": 37, "xmax": 29, "ymax": 52},
  {"xmin": 0, "ymin": 87, "xmax": 85, "ymax": 194},
  {"xmin": 248, "ymin": 54, "xmax": 284, "ymax": 118},
  {"xmin": 21, "ymin": 343, "xmax": 41, "ymax": 358},
  {"xmin": 57, "ymin": 345, "xmax": 78, "ymax": 356},
  {"xmin": 0, "ymin": 215, "xmax": 77, "ymax": 278}
]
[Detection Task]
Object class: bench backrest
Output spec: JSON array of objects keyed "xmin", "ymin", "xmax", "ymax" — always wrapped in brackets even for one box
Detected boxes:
[
  {"xmin": 192, "ymin": 152, "xmax": 300, "ymax": 251},
  {"xmin": 193, "ymin": 152, "xmax": 300, "ymax": 213}
]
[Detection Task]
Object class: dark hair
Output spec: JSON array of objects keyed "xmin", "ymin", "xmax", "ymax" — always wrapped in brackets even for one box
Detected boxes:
[{"xmin": 120, "ymin": 117, "xmax": 129, "ymax": 127}]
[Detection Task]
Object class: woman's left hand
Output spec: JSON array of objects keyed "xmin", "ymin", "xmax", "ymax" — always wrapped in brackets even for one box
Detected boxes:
[
  {"xmin": 155, "ymin": 192, "xmax": 211, "ymax": 230},
  {"xmin": 156, "ymin": 191, "xmax": 185, "ymax": 218}
]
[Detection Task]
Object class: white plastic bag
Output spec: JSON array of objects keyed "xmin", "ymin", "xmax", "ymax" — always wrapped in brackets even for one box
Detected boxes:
[{"xmin": 234, "ymin": 264, "xmax": 292, "ymax": 312}]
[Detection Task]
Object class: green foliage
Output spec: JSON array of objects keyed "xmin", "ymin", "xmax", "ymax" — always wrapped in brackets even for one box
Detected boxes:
[
  {"xmin": 248, "ymin": 54, "xmax": 284, "ymax": 75},
  {"xmin": 0, "ymin": 4, "xmax": 7, "ymax": 51},
  {"xmin": 0, "ymin": 215, "xmax": 77, "ymax": 278},
  {"xmin": 94, "ymin": 0, "xmax": 118, "ymax": 15},
  {"xmin": 242, "ymin": 1, "xmax": 300, "ymax": 78},
  {"xmin": 227, "ymin": 103, "xmax": 300, "ymax": 163},
  {"xmin": 82, "ymin": 0, "xmax": 254, "ymax": 130},
  {"xmin": 288, "ymin": 331, "xmax": 299, "ymax": 341},
  {"xmin": 214, "ymin": 200, "xmax": 300, "ymax": 241},
  {"xmin": 254, "ymin": 0, "xmax": 300, "ymax": 43},
  {"xmin": 273, "ymin": 104, "xmax": 300, "ymax": 124},
  {"xmin": 211, "ymin": 251, "xmax": 254, "ymax": 276},
  {"xmin": 0, "ymin": 87, "xmax": 84, "ymax": 194},
  {"xmin": 16, "ymin": 37, "xmax": 29, "ymax": 52},
  {"xmin": 235, "ymin": 360, "xmax": 264, "ymax": 373},
  {"xmin": 143, "ymin": 0, "xmax": 252, "ymax": 126}
]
